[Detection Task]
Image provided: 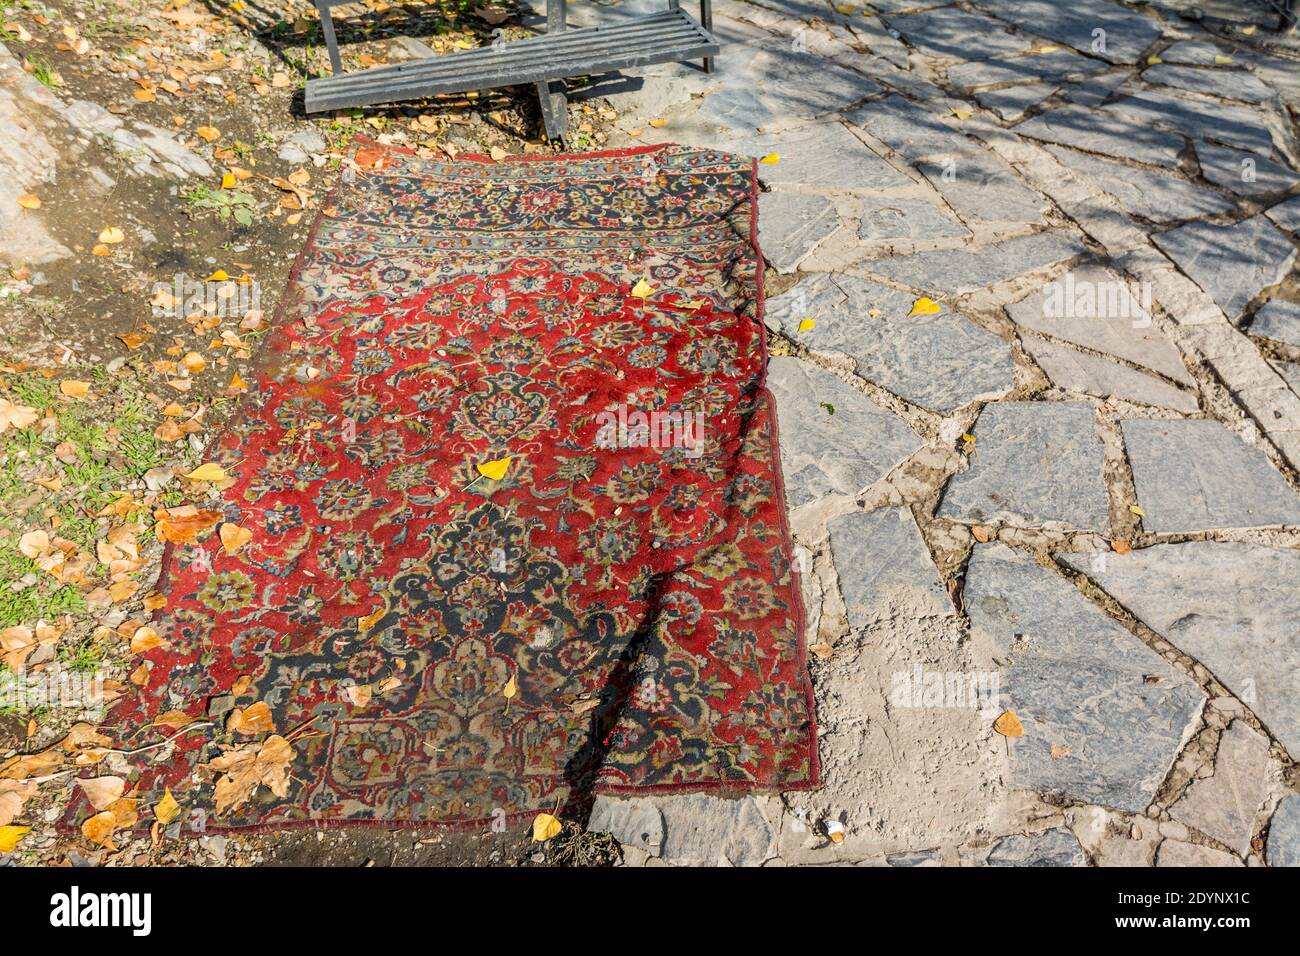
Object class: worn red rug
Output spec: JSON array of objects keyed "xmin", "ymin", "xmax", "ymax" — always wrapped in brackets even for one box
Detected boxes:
[{"xmin": 66, "ymin": 139, "xmax": 817, "ymax": 834}]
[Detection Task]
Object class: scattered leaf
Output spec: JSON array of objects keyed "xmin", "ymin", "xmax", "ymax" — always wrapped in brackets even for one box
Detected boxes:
[
  {"xmin": 78, "ymin": 776, "xmax": 125, "ymax": 812},
  {"xmin": 908, "ymin": 296, "xmax": 942, "ymax": 317},
  {"xmin": 971, "ymin": 526, "xmax": 991, "ymax": 543},
  {"xmin": 183, "ymin": 462, "xmax": 229, "ymax": 483},
  {"xmin": 1111, "ymin": 539, "xmax": 1132, "ymax": 554},
  {"xmin": 798, "ymin": 318, "xmax": 816, "ymax": 333},
  {"xmin": 759, "ymin": 152, "xmax": 780, "ymax": 165},
  {"xmin": 475, "ymin": 456, "xmax": 511, "ymax": 481},
  {"xmin": 16, "ymin": 193, "xmax": 41, "ymax": 210},
  {"xmin": 60, "ymin": 380, "xmax": 91, "ymax": 398},
  {"xmin": 0, "ymin": 825, "xmax": 30, "ymax": 853},
  {"xmin": 0, "ymin": 399, "xmax": 39, "ymax": 433},
  {"xmin": 196, "ymin": 125, "xmax": 221, "ymax": 142},
  {"xmin": 219, "ymin": 522, "xmax": 252, "ymax": 554},
  {"xmin": 532, "ymin": 811, "xmax": 562, "ymax": 842},
  {"xmin": 994, "ymin": 710, "xmax": 1024, "ymax": 738},
  {"xmin": 630, "ymin": 278, "xmax": 655, "ymax": 298},
  {"xmin": 154, "ymin": 788, "xmax": 181, "ymax": 826}
]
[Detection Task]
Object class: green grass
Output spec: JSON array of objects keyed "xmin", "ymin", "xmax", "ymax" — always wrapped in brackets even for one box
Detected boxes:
[
  {"xmin": 57, "ymin": 636, "xmax": 104, "ymax": 674},
  {"xmin": 183, "ymin": 184, "xmax": 257, "ymax": 227},
  {"xmin": 27, "ymin": 56, "xmax": 60, "ymax": 90}
]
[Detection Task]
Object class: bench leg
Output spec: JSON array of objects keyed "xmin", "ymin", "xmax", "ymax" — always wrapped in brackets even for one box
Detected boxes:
[
  {"xmin": 699, "ymin": 0, "xmax": 714, "ymax": 73},
  {"xmin": 1282, "ymin": 0, "xmax": 1297, "ymax": 33},
  {"xmin": 536, "ymin": 80, "xmax": 568, "ymax": 143},
  {"xmin": 319, "ymin": 7, "xmax": 344, "ymax": 76}
]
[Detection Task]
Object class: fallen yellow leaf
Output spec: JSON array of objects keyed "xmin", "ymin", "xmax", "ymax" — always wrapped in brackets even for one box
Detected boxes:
[
  {"xmin": 759, "ymin": 152, "xmax": 780, "ymax": 165},
  {"xmin": 798, "ymin": 318, "xmax": 816, "ymax": 332},
  {"xmin": 154, "ymin": 788, "xmax": 181, "ymax": 826},
  {"xmin": 994, "ymin": 710, "xmax": 1024, "ymax": 738},
  {"xmin": 0, "ymin": 825, "xmax": 30, "ymax": 852},
  {"xmin": 503, "ymin": 675, "xmax": 518, "ymax": 700},
  {"xmin": 475, "ymin": 457, "xmax": 511, "ymax": 481},
  {"xmin": 219, "ymin": 523, "xmax": 252, "ymax": 555},
  {"xmin": 196, "ymin": 125, "xmax": 221, "ymax": 142},
  {"xmin": 16, "ymin": 193, "xmax": 41, "ymax": 210},
  {"xmin": 1128, "ymin": 504, "xmax": 1145, "ymax": 517},
  {"xmin": 206, "ymin": 269, "xmax": 229, "ymax": 282},
  {"xmin": 183, "ymin": 462, "xmax": 229, "ymax": 482},
  {"xmin": 130, "ymin": 625, "xmax": 165, "ymax": 654},
  {"xmin": 97, "ymin": 226, "xmax": 125, "ymax": 244},
  {"xmin": 630, "ymin": 278, "xmax": 655, "ymax": 298},
  {"xmin": 221, "ymin": 172, "xmax": 236, "ymax": 189},
  {"xmin": 532, "ymin": 811, "xmax": 562, "ymax": 842},
  {"xmin": 648, "ymin": 118, "xmax": 667, "ymax": 128},
  {"xmin": 60, "ymin": 380, "xmax": 91, "ymax": 398},
  {"xmin": 908, "ymin": 297, "xmax": 942, "ymax": 317}
]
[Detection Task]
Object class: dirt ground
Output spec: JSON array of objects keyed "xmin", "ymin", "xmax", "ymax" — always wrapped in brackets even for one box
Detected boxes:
[{"xmin": 0, "ymin": 0, "xmax": 629, "ymax": 867}]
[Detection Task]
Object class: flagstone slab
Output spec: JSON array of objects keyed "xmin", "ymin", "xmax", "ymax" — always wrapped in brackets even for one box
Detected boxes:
[
  {"xmin": 1250, "ymin": 299, "xmax": 1300, "ymax": 347},
  {"xmin": 947, "ymin": 49, "xmax": 1108, "ymax": 89},
  {"xmin": 847, "ymin": 95, "xmax": 1047, "ymax": 224},
  {"xmin": 1059, "ymin": 542, "xmax": 1300, "ymax": 758},
  {"xmin": 759, "ymin": 191, "xmax": 840, "ymax": 273},
  {"xmin": 938, "ymin": 401, "xmax": 1109, "ymax": 530},
  {"xmin": 770, "ymin": 274, "xmax": 1015, "ymax": 412},
  {"xmin": 1016, "ymin": 105, "xmax": 1185, "ymax": 168},
  {"xmin": 1143, "ymin": 64, "xmax": 1277, "ymax": 104},
  {"xmin": 1268, "ymin": 795, "xmax": 1300, "ymax": 867},
  {"xmin": 1021, "ymin": 336, "xmax": 1198, "ymax": 412},
  {"xmin": 697, "ymin": 48, "xmax": 880, "ymax": 130},
  {"xmin": 861, "ymin": 231, "xmax": 1084, "ymax": 296},
  {"xmin": 1120, "ymin": 418, "xmax": 1300, "ymax": 532},
  {"xmin": 1170, "ymin": 721, "xmax": 1270, "ymax": 856},
  {"xmin": 986, "ymin": 828, "xmax": 1087, "ymax": 867},
  {"xmin": 885, "ymin": 6, "xmax": 1032, "ymax": 60},
  {"xmin": 1160, "ymin": 40, "xmax": 1235, "ymax": 65},
  {"xmin": 1005, "ymin": 264, "xmax": 1194, "ymax": 383},
  {"xmin": 1104, "ymin": 90, "xmax": 1277, "ymax": 154},
  {"xmin": 857, "ymin": 198, "xmax": 969, "ymax": 242},
  {"xmin": 1277, "ymin": 360, "xmax": 1300, "ymax": 394},
  {"xmin": 1265, "ymin": 195, "xmax": 1300, "ymax": 233},
  {"xmin": 1151, "ymin": 215, "xmax": 1296, "ymax": 323},
  {"xmin": 1059, "ymin": 71, "xmax": 1130, "ymax": 107},
  {"xmin": 829, "ymin": 508, "xmax": 954, "ymax": 626},
  {"xmin": 1195, "ymin": 141, "xmax": 1300, "ymax": 196},
  {"xmin": 974, "ymin": 83, "xmax": 1057, "ymax": 122},
  {"xmin": 965, "ymin": 544, "xmax": 1204, "ymax": 811},
  {"xmin": 739, "ymin": 122, "xmax": 911, "ymax": 190},
  {"xmin": 970, "ymin": 0, "xmax": 1164, "ymax": 64},
  {"xmin": 768, "ymin": 355, "xmax": 923, "ymax": 507},
  {"xmin": 1044, "ymin": 145, "xmax": 1233, "ymax": 222}
]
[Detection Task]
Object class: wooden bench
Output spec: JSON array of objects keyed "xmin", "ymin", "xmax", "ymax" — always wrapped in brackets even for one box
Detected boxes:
[{"xmin": 304, "ymin": 0, "xmax": 719, "ymax": 142}]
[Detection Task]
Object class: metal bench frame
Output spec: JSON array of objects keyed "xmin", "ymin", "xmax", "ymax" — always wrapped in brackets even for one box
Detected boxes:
[{"xmin": 305, "ymin": 0, "xmax": 718, "ymax": 142}]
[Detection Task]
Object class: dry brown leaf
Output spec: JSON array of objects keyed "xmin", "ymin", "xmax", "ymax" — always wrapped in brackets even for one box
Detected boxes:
[
  {"xmin": 227, "ymin": 700, "xmax": 274, "ymax": 735},
  {"xmin": 219, "ymin": 522, "xmax": 253, "ymax": 555},
  {"xmin": 994, "ymin": 710, "xmax": 1024, "ymax": 738},
  {"xmin": 0, "ymin": 780, "xmax": 37, "ymax": 826},
  {"xmin": 78, "ymin": 775, "xmax": 125, "ymax": 812}
]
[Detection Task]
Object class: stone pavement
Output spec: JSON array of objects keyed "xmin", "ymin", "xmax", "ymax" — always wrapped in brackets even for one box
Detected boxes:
[{"xmin": 558, "ymin": 0, "xmax": 1300, "ymax": 866}]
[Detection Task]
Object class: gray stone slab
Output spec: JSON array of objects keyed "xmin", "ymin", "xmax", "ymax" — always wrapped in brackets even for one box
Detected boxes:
[
  {"xmin": 974, "ymin": 83, "xmax": 1057, "ymax": 122},
  {"xmin": 1268, "ymin": 795, "xmax": 1300, "ymax": 867},
  {"xmin": 1151, "ymin": 215, "xmax": 1297, "ymax": 323},
  {"xmin": 971, "ymin": 0, "xmax": 1164, "ymax": 64},
  {"xmin": 759, "ymin": 191, "xmax": 840, "ymax": 273},
  {"xmin": 737, "ymin": 122, "xmax": 911, "ymax": 190},
  {"xmin": 987, "ymin": 828, "xmax": 1087, "ymax": 866},
  {"xmin": 858, "ymin": 198, "xmax": 969, "ymax": 242},
  {"xmin": 771, "ymin": 275, "xmax": 1015, "ymax": 412},
  {"xmin": 1104, "ymin": 90, "xmax": 1277, "ymax": 155},
  {"xmin": 1250, "ymin": 298, "xmax": 1300, "ymax": 347},
  {"xmin": 1157, "ymin": 841, "xmax": 1242, "ymax": 866},
  {"xmin": 965, "ymin": 544, "xmax": 1204, "ymax": 811},
  {"xmin": 938, "ymin": 401, "xmax": 1110, "ymax": 530},
  {"xmin": 1005, "ymin": 265, "xmax": 1194, "ymax": 384},
  {"xmin": 1121, "ymin": 418, "xmax": 1300, "ymax": 532},
  {"xmin": 657, "ymin": 794, "xmax": 776, "ymax": 866},
  {"xmin": 885, "ymin": 848, "xmax": 941, "ymax": 866},
  {"xmin": 1160, "ymin": 40, "xmax": 1236, "ymax": 66},
  {"xmin": 1171, "ymin": 721, "xmax": 1270, "ymax": 856},
  {"xmin": 1016, "ymin": 105, "xmax": 1185, "ymax": 168},
  {"xmin": 1044, "ymin": 145, "xmax": 1234, "ymax": 222},
  {"xmin": 829, "ymin": 508, "xmax": 954, "ymax": 626},
  {"xmin": 1265, "ymin": 196, "xmax": 1300, "ymax": 233},
  {"xmin": 847, "ymin": 95, "xmax": 1047, "ymax": 224},
  {"xmin": 588, "ymin": 795, "xmax": 665, "ymax": 857},
  {"xmin": 768, "ymin": 355, "xmax": 923, "ymax": 507},
  {"xmin": 1059, "ymin": 542, "xmax": 1300, "ymax": 758},
  {"xmin": 1195, "ymin": 141, "xmax": 1300, "ymax": 196},
  {"xmin": 698, "ymin": 47, "xmax": 880, "ymax": 130},
  {"xmin": 1143, "ymin": 64, "xmax": 1277, "ymax": 104},
  {"xmin": 885, "ymin": 6, "xmax": 1032, "ymax": 60},
  {"xmin": 862, "ymin": 231, "xmax": 1085, "ymax": 296},
  {"xmin": 1021, "ymin": 336, "xmax": 1199, "ymax": 412},
  {"xmin": 1059, "ymin": 71, "xmax": 1131, "ymax": 107},
  {"xmin": 948, "ymin": 49, "xmax": 1109, "ymax": 89}
]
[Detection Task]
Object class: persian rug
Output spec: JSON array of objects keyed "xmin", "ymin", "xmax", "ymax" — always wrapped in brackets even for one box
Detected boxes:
[{"xmin": 66, "ymin": 139, "xmax": 817, "ymax": 834}]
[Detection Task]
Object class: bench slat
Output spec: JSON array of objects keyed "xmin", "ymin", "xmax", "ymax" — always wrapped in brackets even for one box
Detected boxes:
[{"xmin": 305, "ymin": 10, "xmax": 714, "ymax": 113}]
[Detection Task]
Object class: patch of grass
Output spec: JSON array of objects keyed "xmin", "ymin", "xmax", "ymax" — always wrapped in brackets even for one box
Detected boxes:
[
  {"xmin": 8, "ymin": 373, "xmax": 59, "ymax": 410},
  {"xmin": 0, "ymin": 545, "xmax": 86, "ymax": 630},
  {"xmin": 27, "ymin": 56, "xmax": 60, "ymax": 90},
  {"xmin": 57, "ymin": 636, "xmax": 104, "ymax": 674}
]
